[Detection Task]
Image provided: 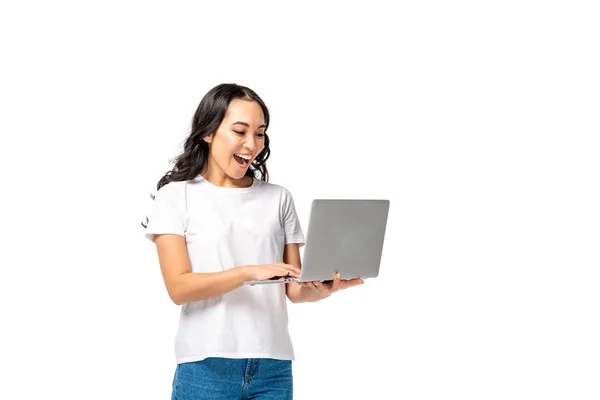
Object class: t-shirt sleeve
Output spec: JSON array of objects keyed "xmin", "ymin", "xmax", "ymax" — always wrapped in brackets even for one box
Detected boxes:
[
  {"xmin": 282, "ymin": 188, "xmax": 306, "ymax": 248},
  {"xmin": 144, "ymin": 183, "xmax": 186, "ymax": 243}
]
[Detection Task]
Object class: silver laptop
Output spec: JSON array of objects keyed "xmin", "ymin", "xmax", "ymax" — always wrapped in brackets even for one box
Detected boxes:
[{"xmin": 244, "ymin": 199, "xmax": 390, "ymax": 285}]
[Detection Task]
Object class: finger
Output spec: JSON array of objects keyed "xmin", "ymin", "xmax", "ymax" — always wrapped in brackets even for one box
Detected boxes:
[
  {"xmin": 330, "ymin": 273, "xmax": 342, "ymax": 292},
  {"xmin": 276, "ymin": 270, "xmax": 292, "ymax": 278},
  {"xmin": 345, "ymin": 278, "xmax": 363, "ymax": 285},
  {"xmin": 280, "ymin": 267, "xmax": 300, "ymax": 277},
  {"xmin": 282, "ymin": 262, "xmax": 301, "ymax": 272},
  {"xmin": 340, "ymin": 279, "xmax": 364, "ymax": 289},
  {"xmin": 282, "ymin": 263, "xmax": 301, "ymax": 275}
]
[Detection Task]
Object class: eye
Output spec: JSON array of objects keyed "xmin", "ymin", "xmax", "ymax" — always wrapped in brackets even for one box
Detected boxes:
[
  {"xmin": 233, "ymin": 130, "xmax": 245, "ymax": 135},
  {"xmin": 256, "ymin": 133, "xmax": 265, "ymax": 137}
]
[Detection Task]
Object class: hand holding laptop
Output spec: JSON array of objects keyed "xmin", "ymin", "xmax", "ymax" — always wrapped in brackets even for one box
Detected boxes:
[{"xmin": 298, "ymin": 272, "xmax": 364, "ymax": 298}]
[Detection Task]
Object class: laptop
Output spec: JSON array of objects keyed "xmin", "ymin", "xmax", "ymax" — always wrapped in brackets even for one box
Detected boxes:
[{"xmin": 244, "ymin": 199, "xmax": 390, "ymax": 286}]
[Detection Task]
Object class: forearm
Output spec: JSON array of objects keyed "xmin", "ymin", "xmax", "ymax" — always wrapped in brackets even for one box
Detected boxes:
[
  {"xmin": 286, "ymin": 283, "xmax": 329, "ymax": 303},
  {"xmin": 170, "ymin": 267, "xmax": 249, "ymax": 305}
]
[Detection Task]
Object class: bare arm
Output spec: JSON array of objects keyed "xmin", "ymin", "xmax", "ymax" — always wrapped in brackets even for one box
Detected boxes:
[
  {"xmin": 155, "ymin": 234, "xmax": 249, "ymax": 305},
  {"xmin": 284, "ymin": 244, "xmax": 326, "ymax": 303},
  {"xmin": 154, "ymin": 234, "xmax": 300, "ymax": 305}
]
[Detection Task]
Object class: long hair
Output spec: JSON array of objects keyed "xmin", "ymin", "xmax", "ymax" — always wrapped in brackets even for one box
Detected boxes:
[
  {"xmin": 159, "ymin": 83, "xmax": 271, "ymax": 190},
  {"xmin": 142, "ymin": 83, "xmax": 271, "ymax": 228}
]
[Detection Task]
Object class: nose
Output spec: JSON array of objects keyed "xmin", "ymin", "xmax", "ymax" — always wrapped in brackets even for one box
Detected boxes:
[{"xmin": 243, "ymin": 134, "xmax": 257, "ymax": 152}]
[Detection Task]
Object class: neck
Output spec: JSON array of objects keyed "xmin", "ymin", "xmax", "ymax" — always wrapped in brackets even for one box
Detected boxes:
[{"xmin": 201, "ymin": 160, "xmax": 252, "ymax": 188}]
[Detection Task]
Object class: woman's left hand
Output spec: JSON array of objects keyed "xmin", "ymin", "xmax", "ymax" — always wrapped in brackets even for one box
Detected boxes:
[{"xmin": 299, "ymin": 273, "xmax": 364, "ymax": 299}]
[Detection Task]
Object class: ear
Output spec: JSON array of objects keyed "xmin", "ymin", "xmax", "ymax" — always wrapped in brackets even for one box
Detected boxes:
[{"xmin": 203, "ymin": 134, "xmax": 213, "ymax": 144}]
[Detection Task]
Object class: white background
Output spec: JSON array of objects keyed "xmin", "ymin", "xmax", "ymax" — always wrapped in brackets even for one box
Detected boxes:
[{"xmin": 1, "ymin": 1, "xmax": 599, "ymax": 399}]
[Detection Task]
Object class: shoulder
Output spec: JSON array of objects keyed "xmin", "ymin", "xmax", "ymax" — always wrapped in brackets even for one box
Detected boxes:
[
  {"xmin": 152, "ymin": 180, "xmax": 190, "ymax": 208},
  {"xmin": 257, "ymin": 180, "xmax": 293, "ymax": 198},
  {"xmin": 155, "ymin": 180, "xmax": 187, "ymax": 197},
  {"xmin": 256, "ymin": 181, "xmax": 299, "ymax": 212}
]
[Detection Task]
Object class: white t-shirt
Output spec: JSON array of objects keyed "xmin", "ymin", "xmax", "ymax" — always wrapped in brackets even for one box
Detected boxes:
[{"xmin": 144, "ymin": 175, "xmax": 305, "ymax": 363}]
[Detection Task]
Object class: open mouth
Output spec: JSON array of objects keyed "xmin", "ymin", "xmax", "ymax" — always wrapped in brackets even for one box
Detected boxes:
[{"xmin": 233, "ymin": 153, "xmax": 251, "ymax": 167}]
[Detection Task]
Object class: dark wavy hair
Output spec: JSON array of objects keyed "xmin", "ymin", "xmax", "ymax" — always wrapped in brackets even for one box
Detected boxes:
[{"xmin": 142, "ymin": 83, "xmax": 271, "ymax": 228}]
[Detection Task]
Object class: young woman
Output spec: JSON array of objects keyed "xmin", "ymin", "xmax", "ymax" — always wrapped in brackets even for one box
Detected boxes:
[{"xmin": 143, "ymin": 83, "xmax": 363, "ymax": 399}]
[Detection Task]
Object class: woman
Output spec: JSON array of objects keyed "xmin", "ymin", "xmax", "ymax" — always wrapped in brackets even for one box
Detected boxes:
[{"xmin": 143, "ymin": 83, "xmax": 363, "ymax": 399}]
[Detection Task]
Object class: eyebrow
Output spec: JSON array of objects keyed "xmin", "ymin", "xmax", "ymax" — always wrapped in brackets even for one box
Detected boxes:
[{"xmin": 232, "ymin": 121, "xmax": 266, "ymax": 129}]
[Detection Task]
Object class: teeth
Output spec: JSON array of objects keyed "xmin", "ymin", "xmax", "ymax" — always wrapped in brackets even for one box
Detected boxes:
[{"xmin": 235, "ymin": 154, "xmax": 252, "ymax": 160}]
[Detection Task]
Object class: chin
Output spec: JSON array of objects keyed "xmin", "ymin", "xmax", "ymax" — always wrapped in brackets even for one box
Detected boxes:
[{"xmin": 230, "ymin": 170, "xmax": 246, "ymax": 179}]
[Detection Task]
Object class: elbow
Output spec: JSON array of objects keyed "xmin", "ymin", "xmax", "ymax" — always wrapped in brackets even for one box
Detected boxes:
[
  {"xmin": 169, "ymin": 293, "xmax": 183, "ymax": 306},
  {"xmin": 167, "ymin": 286, "xmax": 186, "ymax": 306},
  {"xmin": 166, "ymin": 276, "xmax": 193, "ymax": 305},
  {"xmin": 171, "ymin": 296, "xmax": 184, "ymax": 306},
  {"xmin": 285, "ymin": 287, "xmax": 300, "ymax": 304},
  {"xmin": 288, "ymin": 296, "xmax": 307, "ymax": 304}
]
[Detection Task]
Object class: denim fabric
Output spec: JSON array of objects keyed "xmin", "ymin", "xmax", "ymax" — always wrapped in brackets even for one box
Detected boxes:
[{"xmin": 171, "ymin": 357, "xmax": 293, "ymax": 400}]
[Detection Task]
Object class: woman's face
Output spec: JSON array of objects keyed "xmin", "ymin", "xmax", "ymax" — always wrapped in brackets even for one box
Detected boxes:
[{"xmin": 204, "ymin": 98, "xmax": 266, "ymax": 180}]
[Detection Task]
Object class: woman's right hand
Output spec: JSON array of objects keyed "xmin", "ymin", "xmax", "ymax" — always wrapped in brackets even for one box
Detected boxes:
[{"xmin": 241, "ymin": 262, "xmax": 301, "ymax": 282}]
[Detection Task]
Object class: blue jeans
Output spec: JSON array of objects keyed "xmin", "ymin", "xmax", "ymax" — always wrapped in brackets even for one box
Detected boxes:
[{"xmin": 171, "ymin": 357, "xmax": 293, "ymax": 400}]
